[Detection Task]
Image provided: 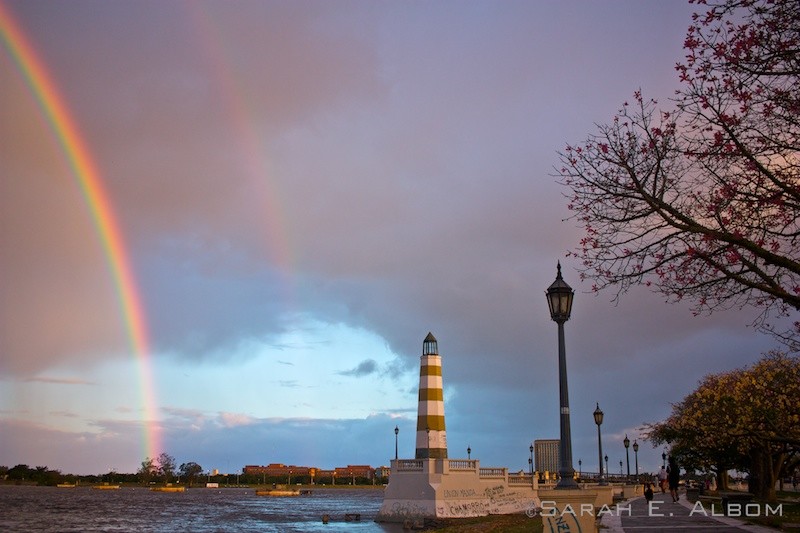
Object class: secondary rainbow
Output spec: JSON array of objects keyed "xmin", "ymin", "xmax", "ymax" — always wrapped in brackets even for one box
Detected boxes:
[{"xmin": 0, "ymin": 3, "xmax": 161, "ymax": 460}]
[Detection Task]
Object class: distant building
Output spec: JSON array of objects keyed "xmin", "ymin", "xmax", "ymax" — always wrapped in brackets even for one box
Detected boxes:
[
  {"xmin": 242, "ymin": 463, "xmax": 373, "ymax": 482},
  {"xmin": 335, "ymin": 465, "xmax": 374, "ymax": 481},
  {"xmin": 534, "ymin": 439, "xmax": 560, "ymax": 475},
  {"xmin": 241, "ymin": 463, "xmax": 309, "ymax": 478}
]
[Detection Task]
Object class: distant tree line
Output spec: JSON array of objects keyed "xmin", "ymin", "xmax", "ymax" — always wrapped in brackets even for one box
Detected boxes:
[
  {"xmin": 1, "ymin": 461, "xmax": 384, "ymax": 487},
  {"xmin": 0, "ymin": 464, "xmax": 138, "ymax": 486},
  {"xmin": 2, "ymin": 453, "xmax": 208, "ymax": 487}
]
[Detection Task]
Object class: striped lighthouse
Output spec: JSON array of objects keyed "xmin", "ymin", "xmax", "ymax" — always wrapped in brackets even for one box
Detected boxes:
[{"xmin": 415, "ymin": 332, "xmax": 447, "ymax": 459}]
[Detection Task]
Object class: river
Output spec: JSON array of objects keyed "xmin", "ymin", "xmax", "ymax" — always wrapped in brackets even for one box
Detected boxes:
[{"xmin": 0, "ymin": 485, "xmax": 407, "ymax": 532}]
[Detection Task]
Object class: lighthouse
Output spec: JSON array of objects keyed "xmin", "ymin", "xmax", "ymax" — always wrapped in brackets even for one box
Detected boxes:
[
  {"xmin": 377, "ymin": 331, "xmax": 546, "ymax": 523},
  {"xmin": 415, "ymin": 332, "xmax": 447, "ymax": 459}
]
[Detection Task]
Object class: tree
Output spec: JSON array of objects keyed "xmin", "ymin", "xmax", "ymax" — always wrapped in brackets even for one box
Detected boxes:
[
  {"xmin": 157, "ymin": 453, "xmax": 177, "ymax": 483},
  {"xmin": 7, "ymin": 464, "xmax": 31, "ymax": 481},
  {"xmin": 178, "ymin": 462, "xmax": 204, "ymax": 487},
  {"xmin": 645, "ymin": 351, "xmax": 800, "ymax": 500},
  {"xmin": 558, "ymin": 0, "xmax": 800, "ymax": 348},
  {"xmin": 138, "ymin": 457, "xmax": 157, "ymax": 484}
]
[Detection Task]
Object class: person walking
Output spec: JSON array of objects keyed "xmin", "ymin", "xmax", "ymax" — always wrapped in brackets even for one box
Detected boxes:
[
  {"xmin": 667, "ymin": 456, "xmax": 680, "ymax": 502},
  {"xmin": 657, "ymin": 466, "xmax": 668, "ymax": 493}
]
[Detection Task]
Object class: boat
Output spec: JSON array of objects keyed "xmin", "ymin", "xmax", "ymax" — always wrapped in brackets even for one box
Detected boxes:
[
  {"xmin": 150, "ymin": 485, "xmax": 185, "ymax": 492},
  {"xmin": 255, "ymin": 489, "xmax": 301, "ymax": 496},
  {"xmin": 56, "ymin": 483, "xmax": 76, "ymax": 488},
  {"xmin": 91, "ymin": 484, "xmax": 121, "ymax": 490}
]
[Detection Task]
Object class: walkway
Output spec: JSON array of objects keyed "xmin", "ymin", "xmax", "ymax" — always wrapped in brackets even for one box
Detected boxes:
[{"xmin": 600, "ymin": 490, "xmax": 777, "ymax": 532}]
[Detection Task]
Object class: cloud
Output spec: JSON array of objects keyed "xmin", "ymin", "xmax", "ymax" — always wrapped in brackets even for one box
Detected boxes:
[
  {"xmin": 24, "ymin": 377, "xmax": 95, "ymax": 386},
  {"xmin": 49, "ymin": 410, "xmax": 80, "ymax": 419},
  {"xmin": 338, "ymin": 359, "xmax": 378, "ymax": 377},
  {"xmin": 218, "ymin": 412, "xmax": 256, "ymax": 428}
]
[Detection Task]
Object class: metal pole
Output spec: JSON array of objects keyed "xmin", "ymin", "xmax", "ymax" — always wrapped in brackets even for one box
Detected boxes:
[
  {"xmin": 556, "ymin": 320, "xmax": 577, "ymax": 489},
  {"xmin": 624, "ymin": 436, "xmax": 630, "ymax": 482},
  {"xmin": 530, "ymin": 446, "xmax": 534, "ymax": 476},
  {"xmin": 597, "ymin": 422, "xmax": 607, "ymax": 485}
]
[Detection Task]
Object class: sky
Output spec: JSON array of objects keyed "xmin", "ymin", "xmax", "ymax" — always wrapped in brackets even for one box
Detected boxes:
[{"xmin": 0, "ymin": 0, "xmax": 784, "ymax": 477}]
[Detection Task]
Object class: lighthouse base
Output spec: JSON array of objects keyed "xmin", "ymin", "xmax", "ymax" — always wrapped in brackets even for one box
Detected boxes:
[{"xmin": 376, "ymin": 458, "xmax": 540, "ymax": 523}]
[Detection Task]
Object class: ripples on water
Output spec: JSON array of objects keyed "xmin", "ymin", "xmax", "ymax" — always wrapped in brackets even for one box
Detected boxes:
[{"xmin": 0, "ymin": 486, "xmax": 406, "ymax": 532}]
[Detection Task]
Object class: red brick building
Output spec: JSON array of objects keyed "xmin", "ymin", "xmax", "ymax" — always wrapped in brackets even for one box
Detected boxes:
[{"xmin": 242, "ymin": 463, "xmax": 375, "ymax": 482}]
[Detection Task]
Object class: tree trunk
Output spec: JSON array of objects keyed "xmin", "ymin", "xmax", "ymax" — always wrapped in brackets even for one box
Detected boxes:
[
  {"xmin": 715, "ymin": 468, "xmax": 729, "ymax": 491},
  {"xmin": 748, "ymin": 448, "xmax": 777, "ymax": 501}
]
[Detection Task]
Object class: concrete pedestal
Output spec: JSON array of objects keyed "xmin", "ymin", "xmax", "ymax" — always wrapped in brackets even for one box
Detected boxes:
[
  {"xmin": 592, "ymin": 485, "xmax": 614, "ymax": 508},
  {"xmin": 622, "ymin": 484, "xmax": 640, "ymax": 499},
  {"xmin": 538, "ymin": 488, "xmax": 599, "ymax": 533},
  {"xmin": 376, "ymin": 458, "xmax": 539, "ymax": 522}
]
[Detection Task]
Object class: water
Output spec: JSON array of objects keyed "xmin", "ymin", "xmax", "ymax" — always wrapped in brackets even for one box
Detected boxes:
[{"xmin": 0, "ymin": 486, "xmax": 407, "ymax": 532}]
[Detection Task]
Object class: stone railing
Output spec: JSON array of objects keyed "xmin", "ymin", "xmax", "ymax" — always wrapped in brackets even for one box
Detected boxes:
[
  {"xmin": 395, "ymin": 460, "xmax": 423, "ymax": 471},
  {"xmin": 448, "ymin": 460, "xmax": 477, "ymax": 471},
  {"xmin": 479, "ymin": 467, "xmax": 507, "ymax": 478},
  {"xmin": 508, "ymin": 474, "xmax": 535, "ymax": 486}
]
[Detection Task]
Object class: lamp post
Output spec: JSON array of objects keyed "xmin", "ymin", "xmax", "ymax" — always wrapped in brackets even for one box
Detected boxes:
[
  {"xmin": 394, "ymin": 426, "xmax": 399, "ymax": 461},
  {"xmin": 578, "ymin": 459, "xmax": 582, "ymax": 479},
  {"xmin": 662, "ymin": 450, "xmax": 667, "ymax": 469},
  {"xmin": 593, "ymin": 402, "xmax": 607, "ymax": 485},
  {"xmin": 633, "ymin": 440, "xmax": 639, "ymax": 482},
  {"xmin": 546, "ymin": 262, "xmax": 577, "ymax": 489},
  {"xmin": 624, "ymin": 434, "xmax": 631, "ymax": 482},
  {"xmin": 468, "ymin": 446, "xmax": 471, "ymax": 460},
  {"xmin": 604, "ymin": 455, "xmax": 609, "ymax": 480},
  {"xmin": 619, "ymin": 460, "xmax": 622, "ymax": 477},
  {"xmin": 529, "ymin": 444, "xmax": 534, "ymax": 476}
]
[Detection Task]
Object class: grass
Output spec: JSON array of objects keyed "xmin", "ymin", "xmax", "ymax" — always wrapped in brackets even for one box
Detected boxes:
[
  {"xmin": 420, "ymin": 513, "xmax": 543, "ymax": 532},
  {"xmin": 693, "ymin": 489, "xmax": 800, "ymax": 531},
  {"xmin": 739, "ymin": 491, "xmax": 800, "ymax": 531}
]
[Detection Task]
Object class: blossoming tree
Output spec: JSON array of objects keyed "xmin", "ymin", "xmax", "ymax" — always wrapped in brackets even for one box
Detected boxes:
[{"xmin": 557, "ymin": 0, "xmax": 800, "ymax": 348}]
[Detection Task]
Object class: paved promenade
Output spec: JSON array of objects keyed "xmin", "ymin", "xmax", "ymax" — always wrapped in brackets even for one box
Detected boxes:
[{"xmin": 600, "ymin": 490, "xmax": 777, "ymax": 532}]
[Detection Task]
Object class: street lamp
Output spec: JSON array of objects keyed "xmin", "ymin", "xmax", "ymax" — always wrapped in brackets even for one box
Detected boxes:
[
  {"xmin": 545, "ymin": 262, "xmax": 577, "ymax": 489},
  {"xmin": 578, "ymin": 459, "xmax": 582, "ymax": 479},
  {"xmin": 593, "ymin": 403, "xmax": 607, "ymax": 485},
  {"xmin": 604, "ymin": 455, "xmax": 609, "ymax": 480},
  {"xmin": 468, "ymin": 446, "xmax": 471, "ymax": 460},
  {"xmin": 624, "ymin": 434, "xmax": 631, "ymax": 482},
  {"xmin": 529, "ymin": 444, "xmax": 534, "ymax": 476},
  {"xmin": 662, "ymin": 450, "xmax": 667, "ymax": 469},
  {"xmin": 619, "ymin": 460, "xmax": 622, "ymax": 477},
  {"xmin": 633, "ymin": 440, "xmax": 639, "ymax": 482},
  {"xmin": 394, "ymin": 426, "xmax": 399, "ymax": 461}
]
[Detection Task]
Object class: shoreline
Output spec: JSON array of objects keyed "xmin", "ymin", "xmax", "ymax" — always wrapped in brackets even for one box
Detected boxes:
[{"xmin": 0, "ymin": 481, "xmax": 385, "ymax": 490}]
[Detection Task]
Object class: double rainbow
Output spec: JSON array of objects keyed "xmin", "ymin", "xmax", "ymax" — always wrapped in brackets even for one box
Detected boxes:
[{"xmin": 0, "ymin": 3, "xmax": 161, "ymax": 460}]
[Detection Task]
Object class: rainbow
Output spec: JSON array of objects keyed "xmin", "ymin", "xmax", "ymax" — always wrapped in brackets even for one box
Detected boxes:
[
  {"xmin": 186, "ymin": 3, "xmax": 295, "ymax": 281},
  {"xmin": 0, "ymin": 3, "xmax": 161, "ymax": 460}
]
